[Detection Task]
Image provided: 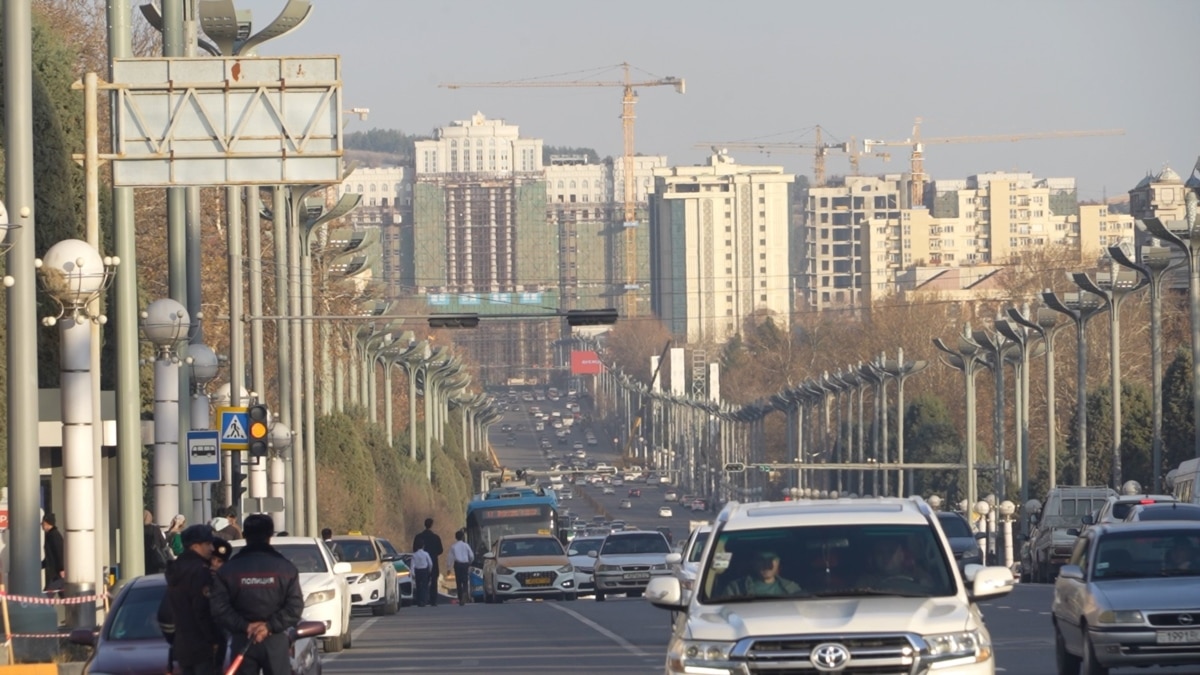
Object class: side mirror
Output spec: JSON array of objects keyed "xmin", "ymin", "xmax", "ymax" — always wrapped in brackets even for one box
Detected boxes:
[
  {"xmin": 1058, "ymin": 564, "xmax": 1084, "ymax": 581},
  {"xmin": 1066, "ymin": 528, "xmax": 1080, "ymax": 537},
  {"xmin": 588, "ymin": 550, "xmax": 599, "ymax": 558},
  {"xmin": 968, "ymin": 566, "xmax": 1015, "ymax": 602},
  {"xmin": 68, "ymin": 628, "xmax": 97, "ymax": 647},
  {"xmin": 381, "ymin": 555, "xmax": 396, "ymax": 563},
  {"xmin": 294, "ymin": 620, "xmax": 327, "ymax": 639},
  {"xmin": 483, "ymin": 552, "xmax": 496, "ymax": 560},
  {"xmin": 665, "ymin": 552, "xmax": 683, "ymax": 566},
  {"xmin": 332, "ymin": 562, "xmax": 352, "ymax": 575},
  {"xmin": 645, "ymin": 575, "xmax": 685, "ymax": 609},
  {"xmin": 1081, "ymin": 514, "xmax": 1094, "ymax": 525},
  {"xmin": 974, "ymin": 532, "xmax": 988, "ymax": 540}
]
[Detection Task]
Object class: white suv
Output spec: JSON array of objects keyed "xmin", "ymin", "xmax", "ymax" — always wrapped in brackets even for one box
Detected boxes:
[{"xmin": 645, "ymin": 497, "xmax": 1015, "ymax": 674}]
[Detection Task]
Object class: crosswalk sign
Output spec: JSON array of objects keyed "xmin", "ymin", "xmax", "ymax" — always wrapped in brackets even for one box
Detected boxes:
[{"xmin": 218, "ymin": 406, "xmax": 249, "ymax": 451}]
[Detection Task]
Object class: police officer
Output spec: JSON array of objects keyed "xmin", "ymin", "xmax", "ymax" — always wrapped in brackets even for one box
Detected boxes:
[
  {"xmin": 161, "ymin": 524, "xmax": 223, "ymax": 674},
  {"xmin": 210, "ymin": 514, "xmax": 303, "ymax": 675}
]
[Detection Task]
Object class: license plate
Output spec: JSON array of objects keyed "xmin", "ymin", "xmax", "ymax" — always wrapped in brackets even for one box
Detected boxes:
[
  {"xmin": 524, "ymin": 576, "xmax": 552, "ymax": 586},
  {"xmin": 1157, "ymin": 630, "xmax": 1200, "ymax": 644},
  {"xmin": 624, "ymin": 572, "xmax": 651, "ymax": 580}
]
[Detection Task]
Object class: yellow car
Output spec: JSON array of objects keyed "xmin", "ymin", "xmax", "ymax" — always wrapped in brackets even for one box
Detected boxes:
[{"xmin": 331, "ymin": 534, "xmax": 401, "ymax": 616}]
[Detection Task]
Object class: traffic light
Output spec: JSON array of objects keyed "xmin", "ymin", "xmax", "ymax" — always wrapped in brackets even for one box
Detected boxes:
[
  {"xmin": 248, "ymin": 403, "xmax": 270, "ymax": 459},
  {"xmin": 566, "ymin": 308, "xmax": 619, "ymax": 327},
  {"xmin": 428, "ymin": 313, "xmax": 480, "ymax": 329},
  {"xmin": 231, "ymin": 456, "xmax": 248, "ymax": 505}
]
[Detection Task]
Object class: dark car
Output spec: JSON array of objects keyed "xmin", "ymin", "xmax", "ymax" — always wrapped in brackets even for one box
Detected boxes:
[
  {"xmin": 69, "ymin": 574, "xmax": 325, "ymax": 675},
  {"xmin": 936, "ymin": 511, "xmax": 984, "ymax": 572},
  {"xmin": 1124, "ymin": 502, "xmax": 1200, "ymax": 522}
]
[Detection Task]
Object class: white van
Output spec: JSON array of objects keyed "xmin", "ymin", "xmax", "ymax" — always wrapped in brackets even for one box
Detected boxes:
[{"xmin": 1168, "ymin": 458, "xmax": 1200, "ymax": 504}]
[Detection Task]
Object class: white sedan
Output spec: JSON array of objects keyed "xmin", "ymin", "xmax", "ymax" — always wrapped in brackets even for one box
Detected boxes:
[
  {"xmin": 602, "ymin": 485, "xmax": 616, "ymax": 495},
  {"xmin": 659, "ymin": 506, "xmax": 674, "ymax": 518}
]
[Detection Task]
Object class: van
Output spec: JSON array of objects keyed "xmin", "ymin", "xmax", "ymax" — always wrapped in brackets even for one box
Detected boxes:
[
  {"xmin": 1022, "ymin": 485, "xmax": 1115, "ymax": 582},
  {"xmin": 1167, "ymin": 458, "xmax": 1200, "ymax": 504}
]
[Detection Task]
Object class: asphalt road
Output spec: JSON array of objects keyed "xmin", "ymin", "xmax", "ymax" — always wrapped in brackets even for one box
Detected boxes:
[{"xmin": 319, "ymin": 391, "xmax": 1200, "ymax": 674}]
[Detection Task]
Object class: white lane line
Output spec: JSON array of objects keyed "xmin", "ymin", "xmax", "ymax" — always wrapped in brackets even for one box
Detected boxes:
[
  {"xmin": 322, "ymin": 617, "xmax": 380, "ymax": 665},
  {"xmin": 547, "ymin": 602, "xmax": 651, "ymax": 657}
]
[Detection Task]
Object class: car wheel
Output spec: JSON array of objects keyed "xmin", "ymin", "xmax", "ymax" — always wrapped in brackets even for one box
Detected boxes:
[
  {"xmin": 626, "ymin": 590, "xmax": 643, "ymax": 599},
  {"xmin": 595, "ymin": 591, "xmax": 606, "ymax": 602},
  {"xmin": 324, "ymin": 634, "xmax": 344, "ymax": 653},
  {"xmin": 343, "ymin": 625, "xmax": 352, "ymax": 649},
  {"xmin": 1054, "ymin": 622, "xmax": 1080, "ymax": 675},
  {"xmin": 1081, "ymin": 629, "xmax": 1108, "ymax": 675}
]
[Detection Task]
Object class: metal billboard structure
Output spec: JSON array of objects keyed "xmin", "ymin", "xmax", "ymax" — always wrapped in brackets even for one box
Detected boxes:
[{"xmin": 108, "ymin": 56, "xmax": 342, "ymax": 186}]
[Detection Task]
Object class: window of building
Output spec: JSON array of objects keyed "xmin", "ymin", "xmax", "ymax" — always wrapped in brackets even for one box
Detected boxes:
[
  {"xmin": 557, "ymin": 181, "xmax": 564, "ymax": 189},
  {"xmin": 760, "ymin": 267, "xmax": 766, "ymax": 273},
  {"xmin": 726, "ymin": 281, "xmax": 733, "ymax": 288},
  {"xmin": 726, "ymin": 253, "xmax": 732, "ymax": 260},
  {"xmin": 725, "ymin": 211, "xmax": 732, "ymax": 219},
  {"xmin": 760, "ymin": 281, "xmax": 767, "ymax": 288},
  {"xmin": 356, "ymin": 184, "xmax": 364, "ymax": 193},
  {"xmin": 758, "ymin": 211, "xmax": 766, "ymax": 218},
  {"xmin": 759, "ymin": 239, "xmax": 766, "ymax": 245},
  {"xmin": 450, "ymin": 140, "xmax": 457, "ymax": 148},
  {"xmin": 726, "ymin": 267, "xmax": 733, "ymax": 274},
  {"xmin": 758, "ymin": 197, "xmax": 765, "ymax": 204},
  {"xmin": 1009, "ymin": 194, "xmax": 1017, "ymax": 205},
  {"xmin": 1009, "ymin": 209, "xmax": 1017, "ymax": 219},
  {"xmin": 582, "ymin": 195, "xmax": 589, "ymax": 202},
  {"xmin": 369, "ymin": 197, "xmax": 376, "ymax": 206},
  {"xmin": 820, "ymin": 213, "xmax": 829, "ymax": 224},
  {"xmin": 759, "ymin": 225, "xmax": 766, "ymax": 232},
  {"xmin": 570, "ymin": 181, "xmax": 576, "ymax": 189},
  {"xmin": 725, "ymin": 240, "xmax": 732, "ymax": 246},
  {"xmin": 760, "ymin": 294, "xmax": 767, "ymax": 301},
  {"xmin": 726, "ymin": 226, "xmax": 732, "ymax": 232},
  {"xmin": 759, "ymin": 253, "xmax": 766, "ymax": 259},
  {"xmin": 726, "ymin": 295, "xmax": 733, "ymax": 302},
  {"xmin": 726, "ymin": 309, "xmax": 734, "ymax": 316}
]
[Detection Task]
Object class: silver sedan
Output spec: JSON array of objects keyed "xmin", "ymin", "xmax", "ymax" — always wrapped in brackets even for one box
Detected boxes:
[{"xmin": 1052, "ymin": 521, "xmax": 1200, "ymax": 674}]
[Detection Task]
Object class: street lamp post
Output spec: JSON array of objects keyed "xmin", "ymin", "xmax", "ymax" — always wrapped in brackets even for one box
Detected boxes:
[
  {"xmin": 934, "ymin": 325, "xmax": 987, "ymax": 509},
  {"xmin": 996, "ymin": 310, "xmax": 1043, "ymax": 523},
  {"xmin": 1009, "ymin": 306, "xmax": 1068, "ymax": 489},
  {"xmin": 1110, "ymin": 243, "xmax": 1179, "ymax": 490},
  {"xmin": 1042, "ymin": 289, "xmax": 1108, "ymax": 485},
  {"xmin": 970, "ymin": 326, "xmax": 1012, "ymax": 502},
  {"xmin": 142, "ymin": 298, "xmax": 190, "ymax": 529},
  {"xmin": 1144, "ymin": 194, "xmax": 1200, "ymax": 459},
  {"xmin": 880, "ymin": 349, "xmax": 928, "ymax": 496},
  {"xmin": 37, "ymin": 239, "xmax": 115, "ymax": 631}
]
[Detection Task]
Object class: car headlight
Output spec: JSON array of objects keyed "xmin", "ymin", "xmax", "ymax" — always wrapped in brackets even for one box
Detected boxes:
[
  {"xmin": 359, "ymin": 570, "xmax": 382, "ymax": 583},
  {"xmin": 305, "ymin": 589, "xmax": 337, "ymax": 607},
  {"xmin": 496, "ymin": 565, "xmax": 515, "ymax": 575},
  {"xmin": 667, "ymin": 637, "xmax": 735, "ymax": 674},
  {"xmin": 923, "ymin": 629, "xmax": 990, "ymax": 663},
  {"xmin": 652, "ymin": 563, "xmax": 668, "ymax": 571},
  {"xmin": 596, "ymin": 564, "xmax": 621, "ymax": 573},
  {"xmin": 1098, "ymin": 610, "xmax": 1145, "ymax": 625},
  {"xmin": 558, "ymin": 564, "xmax": 574, "ymax": 574}
]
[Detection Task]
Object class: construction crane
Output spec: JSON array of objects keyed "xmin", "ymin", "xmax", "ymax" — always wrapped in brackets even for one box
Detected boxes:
[
  {"xmin": 441, "ymin": 63, "xmax": 686, "ymax": 318},
  {"xmin": 863, "ymin": 117, "xmax": 1125, "ymax": 207},
  {"xmin": 694, "ymin": 127, "xmax": 891, "ymax": 186}
]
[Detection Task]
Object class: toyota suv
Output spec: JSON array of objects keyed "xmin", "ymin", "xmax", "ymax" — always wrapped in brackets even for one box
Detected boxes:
[{"xmin": 644, "ymin": 497, "xmax": 1015, "ymax": 674}]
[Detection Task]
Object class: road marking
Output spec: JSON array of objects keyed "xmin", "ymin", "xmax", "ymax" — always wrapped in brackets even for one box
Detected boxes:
[
  {"xmin": 547, "ymin": 602, "xmax": 650, "ymax": 657},
  {"xmin": 322, "ymin": 617, "xmax": 380, "ymax": 665}
]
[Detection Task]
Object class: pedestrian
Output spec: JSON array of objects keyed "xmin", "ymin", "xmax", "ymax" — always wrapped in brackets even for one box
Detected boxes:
[
  {"xmin": 166, "ymin": 514, "xmax": 187, "ymax": 556},
  {"xmin": 217, "ymin": 508, "xmax": 243, "ymax": 541},
  {"xmin": 41, "ymin": 514, "xmax": 64, "ymax": 592},
  {"xmin": 209, "ymin": 514, "xmax": 303, "ymax": 675},
  {"xmin": 145, "ymin": 510, "xmax": 171, "ymax": 574},
  {"xmin": 410, "ymin": 541, "xmax": 433, "ymax": 607},
  {"xmin": 162, "ymin": 525, "xmax": 223, "ymax": 675},
  {"xmin": 447, "ymin": 530, "xmax": 474, "ymax": 606},
  {"xmin": 412, "ymin": 518, "xmax": 444, "ymax": 606}
]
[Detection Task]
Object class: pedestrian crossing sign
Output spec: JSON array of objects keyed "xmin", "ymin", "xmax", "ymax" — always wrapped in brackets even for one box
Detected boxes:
[{"xmin": 218, "ymin": 406, "xmax": 249, "ymax": 451}]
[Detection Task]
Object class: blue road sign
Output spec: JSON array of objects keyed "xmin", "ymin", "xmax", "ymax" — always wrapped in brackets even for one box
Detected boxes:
[
  {"xmin": 187, "ymin": 430, "xmax": 221, "ymax": 482},
  {"xmin": 219, "ymin": 407, "xmax": 249, "ymax": 451}
]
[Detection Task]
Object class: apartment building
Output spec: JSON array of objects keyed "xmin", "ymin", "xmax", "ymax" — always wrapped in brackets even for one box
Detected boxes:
[
  {"xmin": 337, "ymin": 166, "xmax": 413, "ymax": 296},
  {"xmin": 649, "ymin": 151, "xmax": 794, "ymax": 343}
]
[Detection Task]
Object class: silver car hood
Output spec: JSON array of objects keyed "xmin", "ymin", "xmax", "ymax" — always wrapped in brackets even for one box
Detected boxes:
[
  {"xmin": 1093, "ymin": 578, "xmax": 1200, "ymax": 611},
  {"xmin": 685, "ymin": 596, "xmax": 973, "ymax": 641}
]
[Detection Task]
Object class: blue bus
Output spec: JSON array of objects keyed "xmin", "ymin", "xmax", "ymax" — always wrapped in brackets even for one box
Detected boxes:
[{"xmin": 464, "ymin": 486, "xmax": 560, "ymax": 600}]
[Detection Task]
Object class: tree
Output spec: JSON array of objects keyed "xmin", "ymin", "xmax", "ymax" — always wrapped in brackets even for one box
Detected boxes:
[
  {"xmin": 542, "ymin": 145, "xmax": 600, "ymax": 164},
  {"xmin": 1163, "ymin": 347, "xmax": 1194, "ymax": 472},
  {"xmin": 602, "ymin": 318, "xmax": 672, "ymax": 385},
  {"xmin": 344, "ymin": 128, "xmax": 427, "ymax": 157},
  {"xmin": 903, "ymin": 395, "xmax": 963, "ymax": 501},
  {"xmin": 1061, "ymin": 381, "xmax": 1152, "ymax": 488}
]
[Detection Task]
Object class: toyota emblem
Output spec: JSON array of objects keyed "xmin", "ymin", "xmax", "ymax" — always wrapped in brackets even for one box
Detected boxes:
[
  {"xmin": 810, "ymin": 642, "xmax": 851, "ymax": 671},
  {"xmin": 1181, "ymin": 614, "xmax": 1194, "ymax": 626}
]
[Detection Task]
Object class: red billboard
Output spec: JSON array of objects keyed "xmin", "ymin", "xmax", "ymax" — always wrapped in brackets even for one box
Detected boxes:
[{"xmin": 570, "ymin": 350, "xmax": 603, "ymax": 375}]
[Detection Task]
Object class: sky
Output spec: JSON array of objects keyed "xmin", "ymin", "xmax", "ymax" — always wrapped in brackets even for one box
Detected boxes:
[{"xmin": 235, "ymin": 0, "xmax": 1200, "ymax": 201}]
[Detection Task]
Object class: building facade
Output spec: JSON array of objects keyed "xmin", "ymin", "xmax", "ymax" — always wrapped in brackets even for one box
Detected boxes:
[
  {"xmin": 649, "ymin": 151, "xmax": 794, "ymax": 343},
  {"xmin": 337, "ymin": 166, "xmax": 413, "ymax": 297}
]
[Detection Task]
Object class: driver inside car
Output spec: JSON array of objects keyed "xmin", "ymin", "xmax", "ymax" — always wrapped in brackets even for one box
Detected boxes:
[
  {"xmin": 722, "ymin": 551, "xmax": 803, "ymax": 597},
  {"xmin": 860, "ymin": 536, "xmax": 930, "ymax": 589}
]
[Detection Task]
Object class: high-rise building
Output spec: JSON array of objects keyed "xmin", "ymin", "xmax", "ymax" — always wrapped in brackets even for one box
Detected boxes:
[
  {"xmin": 337, "ymin": 166, "xmax": 413, "ymax": 297},
  {"xmin": 649, "ymin": 151, "xmax": 794, "ymax": 343}
]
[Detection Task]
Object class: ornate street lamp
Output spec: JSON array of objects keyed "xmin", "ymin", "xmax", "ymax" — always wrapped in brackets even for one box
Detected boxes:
[
  {"xmin": 1042, "ymin": 289, "xmax": 1107, "ymax": 485},
  {"xmin": 141, "ymin": 298, "xmax": 190, "ymax": 530},
  {"xmin": 934, "ymin": 325, "xmax": 987, "ymax": 508}
]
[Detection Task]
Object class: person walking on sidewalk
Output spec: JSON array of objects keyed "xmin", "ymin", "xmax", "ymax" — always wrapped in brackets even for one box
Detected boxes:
[
  {"xmin": 447, "ymin": 530, "xmax": 474, "ymax": 605},
  {"xmin": 412, "ymin": 518, "xmax": 443, "ymax": 606},
  {"xmin": 410, "ymin": 542, "xmax": 433, "ymax": 607}
]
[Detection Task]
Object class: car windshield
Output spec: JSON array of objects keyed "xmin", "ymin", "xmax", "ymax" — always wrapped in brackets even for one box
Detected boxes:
[
  {"xmin": 1091, "ymin": 530, "xmax": 1200, "ymax": 580},
  {"xmin": 336, "ymin": 540, "xmax": 378, "ymax": 563},
  {"xmin": 688, "ymin": 531, "xmax": 711, "ymax": 563},
  {"xmin": 569, "ymin": 539, "xmax": 603, "ymax": 557},
  {"xmin": 275, "ymin": 544, "xmax": 329, "ymax": 573},
  {"xmin": 107, "ymin": 584, "xmax": 165, "ymax": 641},
  {"xmin": 938, "ymin": 514, "xmax": 973, "ymax": 538},
  {"xmin": 601, "ymin": 533, "xmax": 670, "ymax": 555},
  {"xmin": 1136, "ymin": 506, "xmax": 1200, "ymax": 522},
  {"xmin": 699, "ymin": 524, "xmax": 957, "ymax": 604},
  {"xmin": 500, "ymin": 537, "xmax": 564, "ymax": 557}
]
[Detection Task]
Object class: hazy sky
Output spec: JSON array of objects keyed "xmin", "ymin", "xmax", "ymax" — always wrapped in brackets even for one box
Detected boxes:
[{"xmin": 237, "ymin": 0, "xmax": 1199, "ymax": 201}]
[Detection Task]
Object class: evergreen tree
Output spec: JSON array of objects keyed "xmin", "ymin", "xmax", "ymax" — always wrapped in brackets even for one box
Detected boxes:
[
  {"xmin": 1061, "ymin": 382, "xmax": 1153, "ymax": 489},
  {"xmin": 1163, "ymin": 347, "xmax": 1195, "ymax": 471},
  {"xmin": 903, "ymin": 395, "xmax": 963, "ymax": 501}
]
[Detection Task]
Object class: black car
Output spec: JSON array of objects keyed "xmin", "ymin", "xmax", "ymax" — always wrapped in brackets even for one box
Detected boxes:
[{"xmin": 936, "ymin": 511, "xmax": 985, "ymax": 572}]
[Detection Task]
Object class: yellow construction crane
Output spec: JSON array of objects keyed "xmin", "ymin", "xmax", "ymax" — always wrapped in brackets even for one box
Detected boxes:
[
  {"xmin": 441, "ymin": 63, "xmax": 686, "ymax": 318},
  {"xmin": 695, "ymin": 127, "xmax": 891, "ymax": 185},
  {"xmin": 863, "ymin": 117, "xmax": 1125, "ymax": 207}
]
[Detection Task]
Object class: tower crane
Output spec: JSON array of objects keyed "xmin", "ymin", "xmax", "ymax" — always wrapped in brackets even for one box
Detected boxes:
[
  {"xmin": 441, "ymin": 63, "xmax": 686, "ymax": 318},
  {"xmin": 862, "ymin": 117, "xmax": 1125, "ymax": 207},
  {"xmin": 694, "ymin": 127, "xmax": 891, "ymax": 185}
]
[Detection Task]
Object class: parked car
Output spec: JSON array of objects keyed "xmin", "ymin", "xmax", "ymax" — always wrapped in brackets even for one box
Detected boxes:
[
  {"xmin": 482, "ymin": 534, "xmax": 577, "ymax": 602},
  {"xmin": 377, "ymin": 537, "xmax": 414, "ymax": 607},
  {"xmin": 330, "ymin": 534, "xmax": 401, "ymax": 616},
  {"xmin": 68, "ymin": 574, "xmax": 327, "ymax": 674},
  {"xmin": 235, "ymin": 536, "xmax": 354, "ymax": 653},
  {"xmin": 1052, "ymin": 521, "xmax": 1200, "ymax": 673},
  {"xmin": 1082, "ymin": 493, "xmax": 1177, "ymax": 532}
]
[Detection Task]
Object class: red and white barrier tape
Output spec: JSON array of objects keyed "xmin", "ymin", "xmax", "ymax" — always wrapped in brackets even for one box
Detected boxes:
[
  {"xmin": 0, "ymin": 591, "xmax": 104, "ymax": 605},
  {"xmin": 6, "ymin": 633, "xmax": 71, "ymax": 639}
]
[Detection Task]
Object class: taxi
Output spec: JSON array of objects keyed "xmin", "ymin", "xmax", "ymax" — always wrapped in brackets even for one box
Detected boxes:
[
  {"xmin": 482, "ymin": 534, "xmax": 576, "ymax": 603},
  {"xmin": 330, "ymin": 533, "xmax": 401, "ymax": 616}
]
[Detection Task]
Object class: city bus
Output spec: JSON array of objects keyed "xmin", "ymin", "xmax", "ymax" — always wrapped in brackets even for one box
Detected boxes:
[{"xmin": 463, "ymin": 486, "xmax": 561, "ymax": 600}]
